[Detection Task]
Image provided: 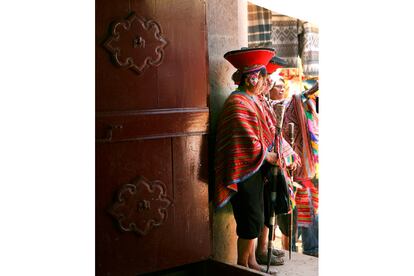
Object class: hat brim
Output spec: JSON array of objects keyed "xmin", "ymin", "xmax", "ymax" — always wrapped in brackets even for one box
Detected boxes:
[
  {"xmin": 266, "ymin": 63, "xmax": 283, "ymax": 74},
  {"xmin": 266, "ymin": 56, "xmax": 288, "ymax": 74},
  {"xmin": 224, "ymin": 47, "xmax": 275, "ymax": 72}
]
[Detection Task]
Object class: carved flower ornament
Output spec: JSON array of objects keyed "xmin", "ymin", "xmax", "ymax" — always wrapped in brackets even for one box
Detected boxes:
[
  {"xmin": 109, "ymin": 177, "xmax": 172, "ymax": 236},
  {"xmin": 103, "ymin": 12, "xmax": 168, "ymax": 75}
]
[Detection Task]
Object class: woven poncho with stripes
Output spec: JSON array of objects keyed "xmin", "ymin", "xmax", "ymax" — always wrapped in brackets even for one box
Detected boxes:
[
  {"xmin": 214, "ymin": 91, "xmax": 274, "ymax": 209},
  {"xmin": 283, "ymin": 93, "xmax": 319, "ymax": 226}
]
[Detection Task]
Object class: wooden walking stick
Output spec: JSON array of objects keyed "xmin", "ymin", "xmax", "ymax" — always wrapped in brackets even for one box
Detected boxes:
[
  {"xmin": 288, "ymin": 122, "xmax": 295, "ymax": 260},
  {"xmin": 303, "ymin": 82, "xmax": 319, "ymax": 98},
  {"xmin": 266, "ymin": 104, "xmax": 286, "ymax": 273},
  {"xmin": 266, "ymin": 167, "xmax": 277, "ymax": 273}
]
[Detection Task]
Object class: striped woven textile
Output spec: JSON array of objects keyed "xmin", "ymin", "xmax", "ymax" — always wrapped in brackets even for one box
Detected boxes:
[
  {"xmin": 299, "ymin": 22, "xmax": 319, "ymax": 77},
  {"xmin": 280, "ymin": 136, "xmax": 298, "ymax": 167},
  {"xmin": 282, "ymin": 92, "xmax": 319, "ymax": 226},
  {"xmin": 270, "ymin": 12, "xmax": 302, "ymax": 68},
  {"xmin": 259, "ymin": 95, "xmax": 299, "ymax": 169},
  {"xmin": 247, "ymin": 3, "xmax": 302, "ymax": 68},
  {"xmin": 278, "ymin": 142, "xmax": 297, "ymax": 211},
  {"xmin": 261, "ymin": 95, "xmax": 300, "ymax": 213},
  {"xmin": 258, "ymin": 96, "xmax": 281, "ymax": 138},
  {"xmin": 247, "ymin": 3, "xmax": 319, "ymax": 78},
  {"xmin": 283, "ymin": 94, "xmax": 316, "ymax": 179},
  {"xmin": 258, "ymin": 94, "xmax": 277, "ymax": 138},
  {"xmin": 214, "ymin": 91, "xmax": 274, "ymax": 209},
  {"xmin": 248, "ymin": 2, "xmax": 272, "ymax": 47},
  {"xmin": 303, "ymin": 95, "xmax": 319, "ymax": 165},
  {"xmin": 295, "ymin": 179, "xmax": 318, "ymax": 227}
]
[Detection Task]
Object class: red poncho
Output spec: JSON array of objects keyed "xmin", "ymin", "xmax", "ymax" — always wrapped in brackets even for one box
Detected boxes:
[{"xmin": 214, "ymin": 91, "xmax": 274, "ymax": 208}]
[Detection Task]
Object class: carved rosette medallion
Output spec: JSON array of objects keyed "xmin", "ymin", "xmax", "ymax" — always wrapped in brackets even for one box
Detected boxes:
[
  {"xmin": 109, "ymin": 177, "xmax": 172, "ymax": 236},
  {"xmin": 103, "ymin": 12, "xmax": 168, "ymax": 75}
]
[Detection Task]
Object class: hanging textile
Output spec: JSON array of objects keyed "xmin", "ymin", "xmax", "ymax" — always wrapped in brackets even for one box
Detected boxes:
[
  {"xmin": 247, "ymin": 2, "xmax": 272, "ymax": 47},
  {"xmin": 299, "ymin": 22, "xmax": 319, "ymax": 77},
  {"xmin": 270, "ymin": 12, "xmax": 303, "ymax": 68},
  {"xmin": 247, "ymin": 3, "xmax": 319, "ymax": 78}
]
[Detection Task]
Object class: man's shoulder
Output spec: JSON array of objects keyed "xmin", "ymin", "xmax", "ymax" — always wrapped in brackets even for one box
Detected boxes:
[{"xmin": 226, "ymin": 92, "xmax": 254, "ymax": 105}]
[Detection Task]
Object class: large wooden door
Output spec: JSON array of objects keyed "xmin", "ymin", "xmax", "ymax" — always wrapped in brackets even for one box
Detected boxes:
[{"xmin": 96, "ymin": 0, "xmax": 210, "ymax": 275}]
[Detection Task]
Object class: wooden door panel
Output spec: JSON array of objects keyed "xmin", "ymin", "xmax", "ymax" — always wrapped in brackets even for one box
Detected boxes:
[
  {"xmin": 95, "ymin": 138, "xmax": 173, "ymax": 211},
  {"xmin": 170, "ymin": 135, "xmax": 210, "ymax": 261},
  {"xmin": 95, "ymin": 108, "xmax": 208, "ymax": 142},
  {"xmin": 96, "ymin": 135, "xmax": 210, "ymax": 275},
  {"xmin": 155, "ymin": 0, "xmax": 208, "ymax": 109},
  {"xmin": 96, "ymin": 138, "xmax": 173, "ymax": 275},
  {"xmin": 96, "ymin": 0, "xmax": 208, "ymax": 112},
  {"xmin": 95, "ymin": 0, "xmax": 159, "ymax": 112},
  {"xmin": 96, "ymin": 0, "xmax": 210, "ymax": 274}
]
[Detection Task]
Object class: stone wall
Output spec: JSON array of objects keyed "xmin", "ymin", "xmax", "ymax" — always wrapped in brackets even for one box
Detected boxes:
[{"xmin": 206, "ymin": 0, "xmax": 247, "ymax": 265}]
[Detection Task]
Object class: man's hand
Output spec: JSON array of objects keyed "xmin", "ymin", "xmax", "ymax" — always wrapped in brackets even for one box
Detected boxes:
[
  {"xmin": 287, "ymin": 156, "xmax": 301, "ymax": 171},
  {"xmin": 265, "ymin": 152, "xmax": 278, "ymax": 165},
  {"xmin": 287, "ymin": 163, "xmax": 297, "ymax": 171}
]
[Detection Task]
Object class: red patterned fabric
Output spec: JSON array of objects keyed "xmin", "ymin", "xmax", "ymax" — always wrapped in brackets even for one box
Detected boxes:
[
  {"xmin": 214, "ymin": 91, "xmax": 274, "ymax": 208},
  {"xmin": 283, "ymin": 95, "xmax": 316, "ymax": 179},
  {"xmin": 258, "ymin": 95, "xmax": 298, "ymax": 168},
  {"xmin": 258, "ymin": 94, "xmax": 277, "ymax": 134},
  {"xmin": 283, "ymin": 94, "xmax": 319, "ymax": 226},
  {"xmin": 295, "ymin": 179, "xmax": 318, "ymax": 227}
]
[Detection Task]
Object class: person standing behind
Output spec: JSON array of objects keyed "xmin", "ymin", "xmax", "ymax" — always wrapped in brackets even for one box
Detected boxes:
[
  {"xmin": 270, "ymin": 76, "xmax": 319, "ymax": 257},
  {"xmin": 255, "ymin": 56, "xmax": 299, "ymax": 266},
  {"xmin": 284, "ymin": 83, "xmax": 319, "ymax": 257},
  {"xmin": 214, "ymin": 47, "xmax": 278, "ymax": 273}
]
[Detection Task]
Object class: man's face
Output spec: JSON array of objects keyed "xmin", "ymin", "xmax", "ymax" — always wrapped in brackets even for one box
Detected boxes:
[
  {"xmin": 269, "ymin": 81, "xmax": 285, "ymax": 100},
  {"xmin": 252, "ymin": 75, "xmax": 265, "ymax": 95},
  {"xmin": 265, "ymin": 75, "xmax": 273, "ymax": 88},
  {"xmin": 259, "ymin": 76, "xmax": 272, "ymax": 96}
]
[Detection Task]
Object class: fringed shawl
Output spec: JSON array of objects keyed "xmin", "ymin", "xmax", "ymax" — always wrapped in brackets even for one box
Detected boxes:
[
  {"xmin": 283, "ymin": 93, "xmax": 319, "ymax": 226},
  {"xmin": 283, "ymin": 94, "xmax": 317, "ymax": 179},
  {"xmin": 214, "ymin": 91, "xmax": 274, "ymax": 209}
]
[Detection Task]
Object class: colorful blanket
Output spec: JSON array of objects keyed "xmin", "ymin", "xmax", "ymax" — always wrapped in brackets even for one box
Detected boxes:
[
  {"xmin": 283, "ymin": 94, "xmax": 316, "ymax": 179},
  {"xmin": 247, "ymin": 3, "xmax": 319, "ymax": 78},
  {"xmin": 283, "ymin": 93, "xmax": 319, "ymax": 226},
  {"xmin": 295, "ymin": 179, "xmax": 318, "ymax": 227},
  {"xmin": 247, "ymin": 2, "xmax": 272, "ymax": 47},
  {"xmin": 214, "ymin": 91, "xmax": 274, "ymax": 208},
  {"xmin": 299, "ymin": 22, "xmax": 319, "ymax": 77},
  {"xmin": 270, "ymin": 12, "xmax": 302, "ymax": 68},
  {"xmin": 247, "ymin": 5, "xmax": 302, "ymax": 68}
]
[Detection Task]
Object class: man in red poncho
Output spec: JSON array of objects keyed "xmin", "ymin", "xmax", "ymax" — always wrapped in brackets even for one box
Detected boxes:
[{"xmin": 214, "ymin": 47, "xmax": 277, "ymax": 273}]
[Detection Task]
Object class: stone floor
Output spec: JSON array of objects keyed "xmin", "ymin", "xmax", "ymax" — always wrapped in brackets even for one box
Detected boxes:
[
  {"xmin": 258, "ymin": 228, "xmax": 318, "ymax": 276},
  {"xmin": 261, "ymin": 250, "xmax": 318, "ymax": 276},
  {"xmin": 273, "ymin": 227, "xmax": 302, "ymax": 253},
  {"xmin": 230, "ymin": 250, "xmax": 318, "ymax": 276}
]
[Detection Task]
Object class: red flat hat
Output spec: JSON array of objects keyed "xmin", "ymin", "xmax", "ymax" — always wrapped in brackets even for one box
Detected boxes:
[
  {"xmin": 224, "ymin": 47, "xmax": 275, "ymax": 73},
  {"xmin": 266, "ymin": 56, "xmax": 288, "ymax": 74}
]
